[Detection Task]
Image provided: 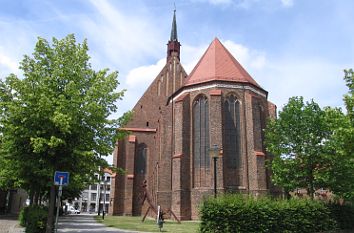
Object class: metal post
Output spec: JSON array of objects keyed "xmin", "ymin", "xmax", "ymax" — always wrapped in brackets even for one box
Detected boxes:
[
  {"xmin": 210, "ymin": 144, "xmax": 219, "ymax": 198},
  {"xmin": 214, "ymin": 156, "xmax": 217, "ymax": 198},
  {"xmin": 102, "ymin": 176, "xmax": 106, "ymax": 220},
  {"xmin": 54, "ymin": 177, "xmax": 63, "ymax": 233},
  {"xmin": 97, "ymin": 172, "xmax": 101, "ymax": 215}
]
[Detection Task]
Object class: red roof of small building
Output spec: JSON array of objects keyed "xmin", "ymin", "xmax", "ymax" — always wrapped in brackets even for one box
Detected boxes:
[{"xmin": 184, "ymin": 38, "xmax": 261, "ymax": 88}]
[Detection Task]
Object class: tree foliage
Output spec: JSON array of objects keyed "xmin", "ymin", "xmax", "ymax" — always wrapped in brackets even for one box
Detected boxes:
[
  {"xmin": 265, "ymin": 70, "xmax": 354, "ymax": 201},
  {"xmin": 0, "ymin": 34, "xmax": 127, "ymax": 202},
  {"xmin": 322, "ymin": 69, "xmax": 354, "ymax": 200},
  {"xmin": 265, "ymin": 97, "xmax": 330, "ymax": 198}
]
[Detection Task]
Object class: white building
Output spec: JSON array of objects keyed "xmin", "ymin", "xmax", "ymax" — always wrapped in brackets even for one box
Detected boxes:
[{"xmin": 75, "ymin": 170, "xmax": 112, "ymax": 213}]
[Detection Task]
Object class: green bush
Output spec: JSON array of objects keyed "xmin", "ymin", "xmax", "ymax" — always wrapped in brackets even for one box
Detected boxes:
[
  {"xmin": 18, "ymin": 205, "xmax": 48, "ymax": 233},
  {"xmin": 19, "ymin": 206, "xmax": 30, "ymax": 227},
  {"xmin": 199, "ymin": 195, "xmax": 337, "ymax": 233},
  {"xmin": 327, "ymin": 202, "xmax": 354, "ymax": 230}
]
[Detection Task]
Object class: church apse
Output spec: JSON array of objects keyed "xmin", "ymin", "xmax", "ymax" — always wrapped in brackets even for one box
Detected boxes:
[{"xmin": 109, "ymin": 10, "xmax": 277, "ymax": 220}]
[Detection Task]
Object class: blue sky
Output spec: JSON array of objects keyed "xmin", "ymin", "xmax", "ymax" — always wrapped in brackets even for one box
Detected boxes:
[{"xmin": 1, "ymin": 0, "xmax": 353, "ymax": 161}]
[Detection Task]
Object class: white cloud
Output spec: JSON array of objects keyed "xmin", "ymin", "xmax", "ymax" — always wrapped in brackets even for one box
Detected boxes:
[
  {"xmin": 182, "ymin": 43, "xmax": 209, "ymax": 73},
  {"xmin": 209, "ymin": 0, "xmax": 233, "ymax": 5},
  {"xmin": 253, "ymin": 58, "xmax": 347, "ymax": 109},
  {"xmin": 191, "ymin": 0, "xmax": 295, "ymax": 8},
  {"xmin": 0, "ymin": 22, "xmax": 34, "ymax": 79},
  {"xmin": 223, "ymin": 40, "xmax": 266, "ymax": 70},
  {"xmin": 0, "ymin": 52, "xmax": 18, "ymax": 75},
  {"xmin": 126, "ymin": 59, "xmax": 165, "ymax": 87},
  {"xmin": 78, "ymin": 0, "xmax": 164, "ymax": 71},
  {"xmin": 280, "ymin": 0, "xmax": 294, "ymax": 7},
  {"xmin": 190, "ymin": 0, "xmax": 233, "ymax": 5}
]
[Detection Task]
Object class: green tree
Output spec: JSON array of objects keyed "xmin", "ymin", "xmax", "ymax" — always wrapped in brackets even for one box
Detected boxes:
[
  {"xmin": 322, "ymin": 70, "xmax": 354, "ymax": 201},
  {"xmin": 344, "ymin": 69, "xmax": 354, "ymax": 122},
  {"xmin": 0, "ymin": 34, "xmax": 127, "ymax": 232},
  {"xmin": 265, "ymin": 71, "xmax": 354, "ymax": 201},
  {"xmin": 265, "ymin": 97, "xmax": 331, "ymax": 198}
]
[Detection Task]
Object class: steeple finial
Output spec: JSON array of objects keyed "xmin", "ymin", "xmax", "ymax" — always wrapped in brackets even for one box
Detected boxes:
[{"xmin": 170, "ymin": 9, "xmax": 178, "ymax": 42}]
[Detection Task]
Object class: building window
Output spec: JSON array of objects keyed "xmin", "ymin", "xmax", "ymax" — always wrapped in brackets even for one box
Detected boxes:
[
  {"xmin": 91, "ymin": 193, "xmax": 97, "ymax": 201},
  {"xmin": 90, "ymin": 184, "xmax": 97, "ymax": 190},
  {"xmin": 82, "ymin": 192, "xmax": 88, "ymax": 200},
  {"xmin": 193, "ymin": 95, "xmax": 210, "ymax": 187},
  {"xmin": 252, "ymin": 98, "xmax": 264, "ymax": 152},
  {"xmin": 105, "ymin": 194, "xmax": 110, "ymax": 201},
  {"xmin": 223, "ymin": 95, "xmax": 241, "ymax": 168},
  {"xmin": 135, "ymin": 143, "xmax": 147, "ymax": 174}
]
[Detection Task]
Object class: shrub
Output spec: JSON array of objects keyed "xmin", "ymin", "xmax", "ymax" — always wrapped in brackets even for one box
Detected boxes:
[
  {"xmin": 18, "ymin": 205, "xmax": 48, "ymax": 233},
  {"xmin": 327, "ymin": 202, "xmax": 354, "ymax": 230},
  {"xmin": 199, "ymin": 195, "xmax": 337, "ymax": 233},
  {"xmin": 19, "ymin": 206, "xmax": 30, "ymax": 227}
]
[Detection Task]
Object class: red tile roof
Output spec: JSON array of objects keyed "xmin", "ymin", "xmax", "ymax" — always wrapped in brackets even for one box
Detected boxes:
[{"xmin": 184, "ymin": 38, "xmax": 261, "ymax": 88}]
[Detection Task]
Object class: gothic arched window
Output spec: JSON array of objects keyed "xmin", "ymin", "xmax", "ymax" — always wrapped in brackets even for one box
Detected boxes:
[
  {"xmin": 135, "ymin": 143, "xmax": 147, "ymax": 174},
  {"xmin": 193, "ymin": 95, "xmax": 210, "ymax": 187},
  {"xmin": 252, "ymin": 98, "xmax": 264, "ymax": 152},
  {"xmin": 223, "ymin": 95, "xmax": 241, "ymax": 168}
]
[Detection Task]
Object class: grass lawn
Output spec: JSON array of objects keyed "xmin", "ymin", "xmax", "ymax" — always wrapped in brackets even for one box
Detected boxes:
[{"xmin": 95, "ymin": 215, "xmax": 200, "ymax": 233}]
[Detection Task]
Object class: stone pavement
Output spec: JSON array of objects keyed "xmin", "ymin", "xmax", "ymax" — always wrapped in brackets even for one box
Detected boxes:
[
  {"xmin": 0, "ymin": 215, "xmax": 25, "ymax": 233},
  {"xmin": 57, "ymin": 214, "xmax": 142, "ymax": 233}
]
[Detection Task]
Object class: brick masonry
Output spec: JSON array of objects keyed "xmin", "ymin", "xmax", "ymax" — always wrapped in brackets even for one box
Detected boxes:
[{"xmin": 109, "ymin": 39, "xmax": 277, "ymax": 220}]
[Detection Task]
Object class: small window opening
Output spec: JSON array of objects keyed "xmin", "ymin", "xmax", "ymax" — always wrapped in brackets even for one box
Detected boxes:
[{"xmin": 146, "ymin": 122, "xmax": 149, "ymax": 127}]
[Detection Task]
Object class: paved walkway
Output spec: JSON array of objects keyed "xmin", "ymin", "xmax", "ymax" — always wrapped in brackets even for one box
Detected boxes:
[
  {"xmin": 0, "ymin": 215, "xmax": 25, "ymax": 233},
  {"xmin": 57, "ymin": 214, "xmax": 140, "ymax": 233}
]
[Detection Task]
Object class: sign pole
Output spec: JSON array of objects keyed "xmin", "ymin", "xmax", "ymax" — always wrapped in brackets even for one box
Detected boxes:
[
  {"xmin": 102, "ymin": 178, "xmax": 106, "ymax": 219},
  {"xmin": 54, "ymin": 177, "xmax": 63, "ymax": 233}
]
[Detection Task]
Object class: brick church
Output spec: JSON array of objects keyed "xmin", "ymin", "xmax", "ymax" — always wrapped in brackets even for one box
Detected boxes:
[{"xmin": 109, "ymin": 11, "xmax": 277, "ymax": 220}]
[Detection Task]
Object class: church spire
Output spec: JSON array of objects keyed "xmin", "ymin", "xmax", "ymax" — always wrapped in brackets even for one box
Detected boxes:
[
  {"xmin": 170, "ymin": 10, "xmax": 178, "ymax": 41},
  {"xmin": 167, "ymin": 9, "xmax": 180, "ymax": 61}
]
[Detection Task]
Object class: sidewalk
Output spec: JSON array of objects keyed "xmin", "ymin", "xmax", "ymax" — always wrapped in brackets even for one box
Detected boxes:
[
  {"xmin": 57, "ymin": 214, "xmax": 140, "ymax": 233},
  {"xmin": 0, "ymin": 215, "xmax": 25, "ymax": 233}
]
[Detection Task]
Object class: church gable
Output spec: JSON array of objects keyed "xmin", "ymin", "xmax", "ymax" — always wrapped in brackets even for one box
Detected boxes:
[{"xmin": 127, "ymin": 56, "xmax": 187, "ymax": 130}]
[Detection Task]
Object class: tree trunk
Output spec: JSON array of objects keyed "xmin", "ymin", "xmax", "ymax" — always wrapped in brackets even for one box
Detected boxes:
[
  {"xmin": 285, "ymin": 191, "xmax": 291, "ymax": 200},
  {"xmin": 29, "ymin": 188, "xmax": 34, "ymax": 206},
  {"xmin": 46, "ymin": 185, "xmax": 56, "ymax": 233},
  {"xmin": 39, "ymin": 192, "xmax": 42, "ymax": 205},
  {"xmin": 307, "ymin": 169, "xmax": 315, "ymax": 199},
  {"xmin": 34, "ymin": 189, "xmax": 39, "ymax": 206}
]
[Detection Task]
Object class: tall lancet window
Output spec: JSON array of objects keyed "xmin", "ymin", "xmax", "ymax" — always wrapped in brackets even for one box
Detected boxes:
[
  {"xmin": 193, "ymin": 95, "xmax": 210, "ymax": 187},
  {"xmin": 135, "ymin": 143, "xmax": 147, "ymax": 175},
  {"xmin": 223, "ymin": 95, "xmax": 241, "ymax": 168},
  {"xmin": 252, "ymin": 98, "xmax": 264, "ymax": 152}
]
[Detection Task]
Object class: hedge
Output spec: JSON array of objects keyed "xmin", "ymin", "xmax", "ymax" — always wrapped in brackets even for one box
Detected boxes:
[
  {"xmin": 19, "ymin": 205, "xmax": 48, "ymax": 233},
  {"xmin": 327, "ymin": 202, "xmax": 354, "ymax": 230},
  {"xmin": 199, "ymin": 195, "xmax": 337, "ymax": 233}
]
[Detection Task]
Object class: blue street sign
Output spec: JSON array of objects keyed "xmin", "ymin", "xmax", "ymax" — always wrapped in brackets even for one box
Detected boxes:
[{"xmin": 54, "ymin": 171, "xmax": 70, "ymax": 186}]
